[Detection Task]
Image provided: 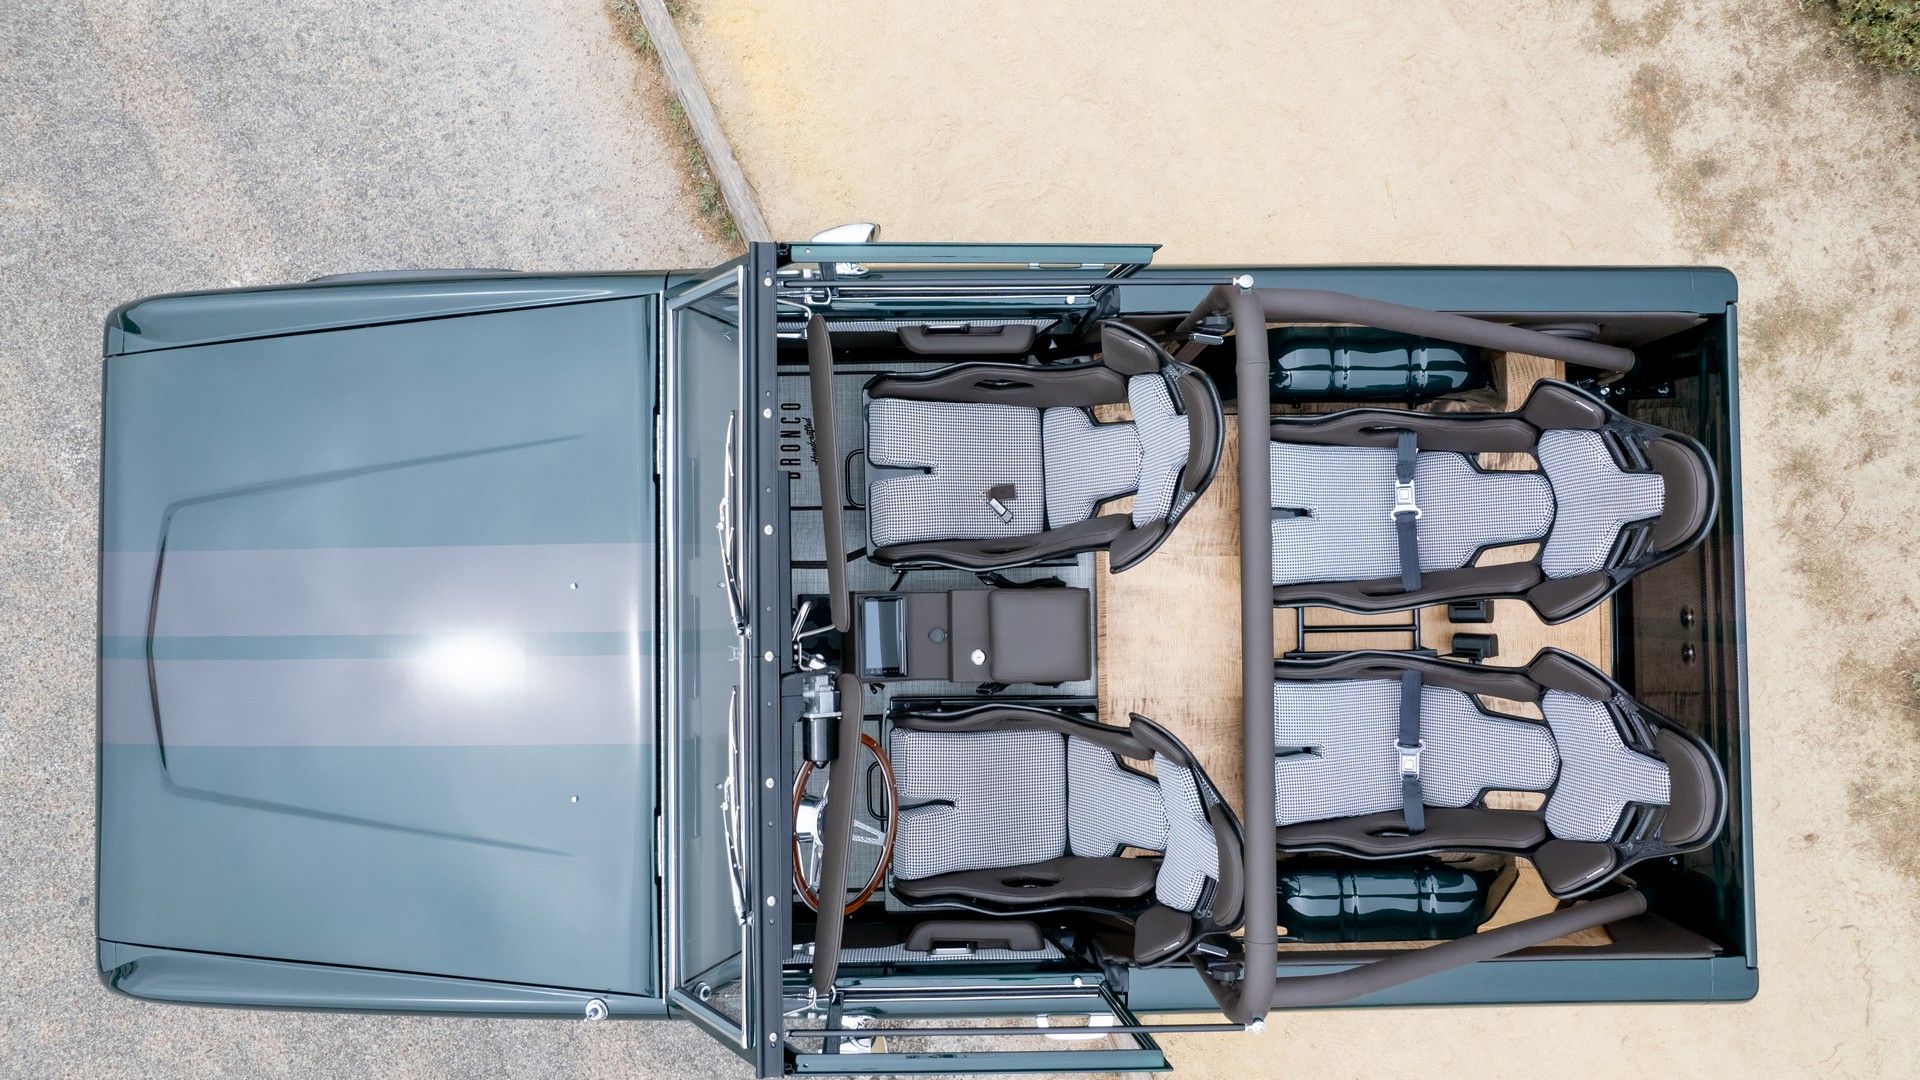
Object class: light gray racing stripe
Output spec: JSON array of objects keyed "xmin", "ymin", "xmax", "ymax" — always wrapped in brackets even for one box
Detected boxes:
[
  {"xmin": 101, "ymin": 653, "xmax": 646, "ymax": 747},
  {"xmin": 101, "ymin": 542, "xmax": 650, "ymax": 638}
]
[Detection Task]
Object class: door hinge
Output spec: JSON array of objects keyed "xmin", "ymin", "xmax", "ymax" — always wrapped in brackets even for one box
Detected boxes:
[
  {"xmin": 654, "ymin": 411, "xmax": 665, "ymax": 480},
  {"xmin": 655, "ymin": 809, "xmax": 666, "ymax": 881}
]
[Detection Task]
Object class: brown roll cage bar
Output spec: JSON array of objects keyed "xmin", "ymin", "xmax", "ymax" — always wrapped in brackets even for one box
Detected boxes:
[{"xmin": 801, "ymin": 280, "xmax": 1645, "ymax": 1022}]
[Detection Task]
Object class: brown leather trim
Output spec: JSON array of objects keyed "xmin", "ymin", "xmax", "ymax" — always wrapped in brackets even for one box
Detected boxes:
[
  {"xmin": 1531, "ymin": 839, "xmax": 1619, "ymax": 895},
  {"xmin": 867, "ymin": 362, "xmax": 1127, "ymax": 407},
  {"xmin": 1524, "ymin": 572, "xmax": 1613, "ymax": 625},
  {"xmin": 1176, "ymin": 369, "xmax": 1224, "ymax": 494},
  {"xmin": 1100, "ymin": 321, "xmax": 1164, "ymax": 376},
  {"xmin": 1132, "ymin": 904, "xmax": 1197, "ymax": 966},
  {"xmin": 807, "ymin": 315, "xmax": 852, "ymax": 632},
  {"xmin": 1205, "ymin": 803, "xmax": 1244, "ymax": 927},
  {"xmin": 1518, "ymin": 380, "xmax": 1611, "ymax": 430},
  {"xmin": 898, "ymin": 591, "xmax": 954, "ymax": 680},
  {"xmin": 899, "ymin": 323, "xmax": 1036, "ymax": 356},
  {"xmin": 1644, "ymin": 435, "xmax": 1713, "ymax": 551},
  {"xmin": 871, "ymin": 514, "xmax": 1130, "ymax": 570},
  {"xmin": 1276, "ymin": 651, "xmax": 1543, "ymax": 703},
  {"xmin": 946, "ymin": 589, "xmax": 991, "ymax": 679},
  {"xmin": 1271, "ymin": 410, "xmax": 1538, "ymax": 453},
  {"xmin": 891, "ymin": 704, "xmax": 1154, "ymax": 760},
  {"xmin": 1275, "ymin": 807, "xmax": 1548, "ymax": 853},
  {"xmin": 1272, "ymin": 562, "xmax": 1545, "ymax": 612},
  {"xmin": 1655, "ymin": 728, "xmax": 1719, "ymax": 847},
  {"xmin": 1524, "ymin": 649, "xmax": 1617, "ymax": 701},
  {"xmin": 985, "ymin": 588, "xmax": 1093, "ymax": 684},
  {"xmin": 892, "ymin": 855, "xmax": 1158, "ymax": 904},
  {"xmin": 904, "ymin": 919, "xmax": 1045, "ymax": 953}
]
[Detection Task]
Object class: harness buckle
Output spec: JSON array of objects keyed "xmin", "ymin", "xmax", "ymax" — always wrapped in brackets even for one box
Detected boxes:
[
  {"xmin": 1396, "ymin": 740, "xmax": 1423, "ymax": 778},
  {"xmin": 1390, "ymin": 479, "xmax": 1422, "ymax": 521}
]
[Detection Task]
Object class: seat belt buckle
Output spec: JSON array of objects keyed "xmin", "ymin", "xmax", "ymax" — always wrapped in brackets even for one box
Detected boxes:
[
  {"xmin": 1390, "ymin": 479, "xmax": 1421, "ymax": 521},
  {"xmin": 1396, "ymin": 740, "xmax": 1423, "ymax": 778}
]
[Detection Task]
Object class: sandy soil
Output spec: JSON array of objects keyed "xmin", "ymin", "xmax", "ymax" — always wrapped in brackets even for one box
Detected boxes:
[{"xmin": 679, "ymin": 1, "xmax": 1920, "ymax": 1074}]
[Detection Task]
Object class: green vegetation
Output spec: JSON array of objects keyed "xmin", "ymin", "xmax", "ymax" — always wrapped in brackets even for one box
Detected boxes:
[
  {"xmin": 1810, "ymin": 0, "xmax": 1920, "ymax": 74},
  {"xmin": 606, "ymin": 0, "xmax": 740, "ymax": 244}
]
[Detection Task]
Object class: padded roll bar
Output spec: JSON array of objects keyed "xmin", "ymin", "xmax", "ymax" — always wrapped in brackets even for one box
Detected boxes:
[
  {"xmin": 1195, "ymin": 286, "xmax": 1279, "ymax": 1024},
  {"xmin": 1176, "ymin": 286, "xmax": 1636, "ymax": 374},
  {"xmin": 809, "ymin": 671, "xmax": 865, "ymax": 997},
  {"xmin": 806, "ymin": 314, "xmax": 852, "ymax": 632},
  {"xmin": 1197, "ymin": 282, "xmax": 1645, "ymax": 1020}
]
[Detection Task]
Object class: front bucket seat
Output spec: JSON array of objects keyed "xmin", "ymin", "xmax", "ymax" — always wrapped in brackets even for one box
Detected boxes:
[
  {"xmin": 863, "ymin": 322, "xmax": 1223, "ymax": 572},
  {"xmin": 886, "ymin": 703, "xmax": 1242, "ymax": 965}
]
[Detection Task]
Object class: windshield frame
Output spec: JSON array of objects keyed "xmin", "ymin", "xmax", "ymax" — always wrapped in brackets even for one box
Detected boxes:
[{"xmin": 658, "ymin": 250, "xmax": 786, "ymax": 1069}]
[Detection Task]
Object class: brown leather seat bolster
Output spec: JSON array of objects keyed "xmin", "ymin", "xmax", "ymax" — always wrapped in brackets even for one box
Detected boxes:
[
  {"xmin": 1523, "ymin": 571, "xmax": 1613, "ymax": 626},
  {"xmin": 1276, "ymin": 808, "xmax": 1548, "ymax": 855},
  {"xmin": 1271, "ymin": 410, "xmax": 1538, "ymax": 454},
  {"xmin": 1532, "ymin": 839, "xmax": 1619, "ymax": 896},
  {"xmin": 1175, "ymin": 369, "xmax": 1224, "ymax": 498},
  {"xmin": 1524, "ymin": 649, "xmax": 1618, "ymax": 701},
  {"xmin": 1276, "ymin": 651, "xmax": 1543, "ymax": 704},
  {"xmin": 867, "ymin": 362, "xmax": 1127, "ymax": 407},
  {"xmin": 892, "ymin": 856, "xmax": 1158, "ymax": 906},
  {"xmin": 1272, "ymin": 562, "xmax": 1545, "ymax": 613},
  {"xmin": 1519, "ymin": 379, "xmax": 1611, "ymax": 430},
  {"xmin": 1654, "ymin": 728, "xmax": 1724, "ymax": 848},
  {"xmin": 1644, "ymin": 434, "xmax": 1715, "ymax": 552},
  {"xmin": 871, "ymin": 514, "xmax": 1130, "ymax": 569},
  {"xmin": 891, "ymin": 704, "xmax": 1153, "ymax": 761}
]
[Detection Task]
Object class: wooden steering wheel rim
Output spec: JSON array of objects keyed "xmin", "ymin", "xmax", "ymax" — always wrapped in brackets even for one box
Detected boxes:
[{"xmin": 791, "ymin": 732, "xmax": 897, "ymax": 914}]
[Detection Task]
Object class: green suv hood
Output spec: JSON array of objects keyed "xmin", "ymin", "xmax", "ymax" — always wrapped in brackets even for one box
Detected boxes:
[{"xmin": 98, "ymin": 281, "xmax": 663, "ymax": 998}]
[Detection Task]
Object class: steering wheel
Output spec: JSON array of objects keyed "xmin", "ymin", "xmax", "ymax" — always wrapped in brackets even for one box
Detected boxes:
[{"xmin": 792, "ymin": 733, "xmax": 897, "ymax": 914}]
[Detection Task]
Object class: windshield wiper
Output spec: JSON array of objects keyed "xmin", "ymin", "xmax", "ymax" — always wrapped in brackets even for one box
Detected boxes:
[
  {"xmin": 716, "ymin": 410, "xmax": 749, "ymax": 637},
  {"xmin": 719, "ymin": 686, "xmax": 750, "ymax": 926}
]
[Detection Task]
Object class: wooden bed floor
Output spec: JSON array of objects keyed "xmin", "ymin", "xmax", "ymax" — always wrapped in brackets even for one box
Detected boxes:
[{"xmin": 1096, "ymin": 354, "xmax": 1612, "ymax": 945}]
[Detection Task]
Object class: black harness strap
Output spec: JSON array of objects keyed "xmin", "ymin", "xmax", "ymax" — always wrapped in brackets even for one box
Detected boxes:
[
  {"xmin": 1397, "ymin": 668, "xmax": 1426, "ymax": 834},
  {"xmin": 1392, "ymin": 430, "xmax": 1422, "ymax": 592}
]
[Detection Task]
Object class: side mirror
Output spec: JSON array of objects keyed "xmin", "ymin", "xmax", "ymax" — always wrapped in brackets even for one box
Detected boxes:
[{"xmin": 807, "ymin": 221, "xmax": 880, "ymax": 276}]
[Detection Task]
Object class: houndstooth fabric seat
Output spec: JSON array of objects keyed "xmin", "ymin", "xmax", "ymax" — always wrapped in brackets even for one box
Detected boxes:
[
  {"xmin": 862, "ymin": 321, "xmax": 1222, "ymax": 573},
  {"xmin": 1268, "ymin": 380, "xmax": 1716, "ymax": 623},
  {"xmin": 1270, "ymin": 649, "xmax": 1727, "ymax": 898},
  {"xmin": 886, "ymin": 704, "xmax": 1242, "ymax": 964}
]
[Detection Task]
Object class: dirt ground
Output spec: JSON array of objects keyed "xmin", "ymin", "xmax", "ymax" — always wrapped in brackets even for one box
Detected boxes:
[{"xmin": 678, "ymin": 1, "xmax": 1920, "ymax": 1075}]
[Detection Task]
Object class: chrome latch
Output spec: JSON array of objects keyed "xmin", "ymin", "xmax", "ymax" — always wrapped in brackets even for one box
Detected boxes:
[{"xmin": 1389, "ymin": 480, "xmax": 1421, "ymax": 521}]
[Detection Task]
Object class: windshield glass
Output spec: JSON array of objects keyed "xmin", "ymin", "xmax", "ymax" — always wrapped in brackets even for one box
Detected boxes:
[{"xmin": 662, "ymin": 272, "xmax": 752, "ymax": 1036}]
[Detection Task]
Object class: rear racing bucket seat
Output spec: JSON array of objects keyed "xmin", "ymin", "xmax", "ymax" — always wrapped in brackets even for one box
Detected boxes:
[
  {"xmin": 886, "ymin": 703, "xmax": 1242, "ymax": 964},
  {"xmin": 1268, "ymin": 379, "xmax": 1716, "ymax": 623},
  {"xmin": 863, "ymin": 322, "xmax": 1223, "ymax": 572},
  {"xmin": 1271, "ymin": 648, "xmax": 1727, "ymax": 898}
]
